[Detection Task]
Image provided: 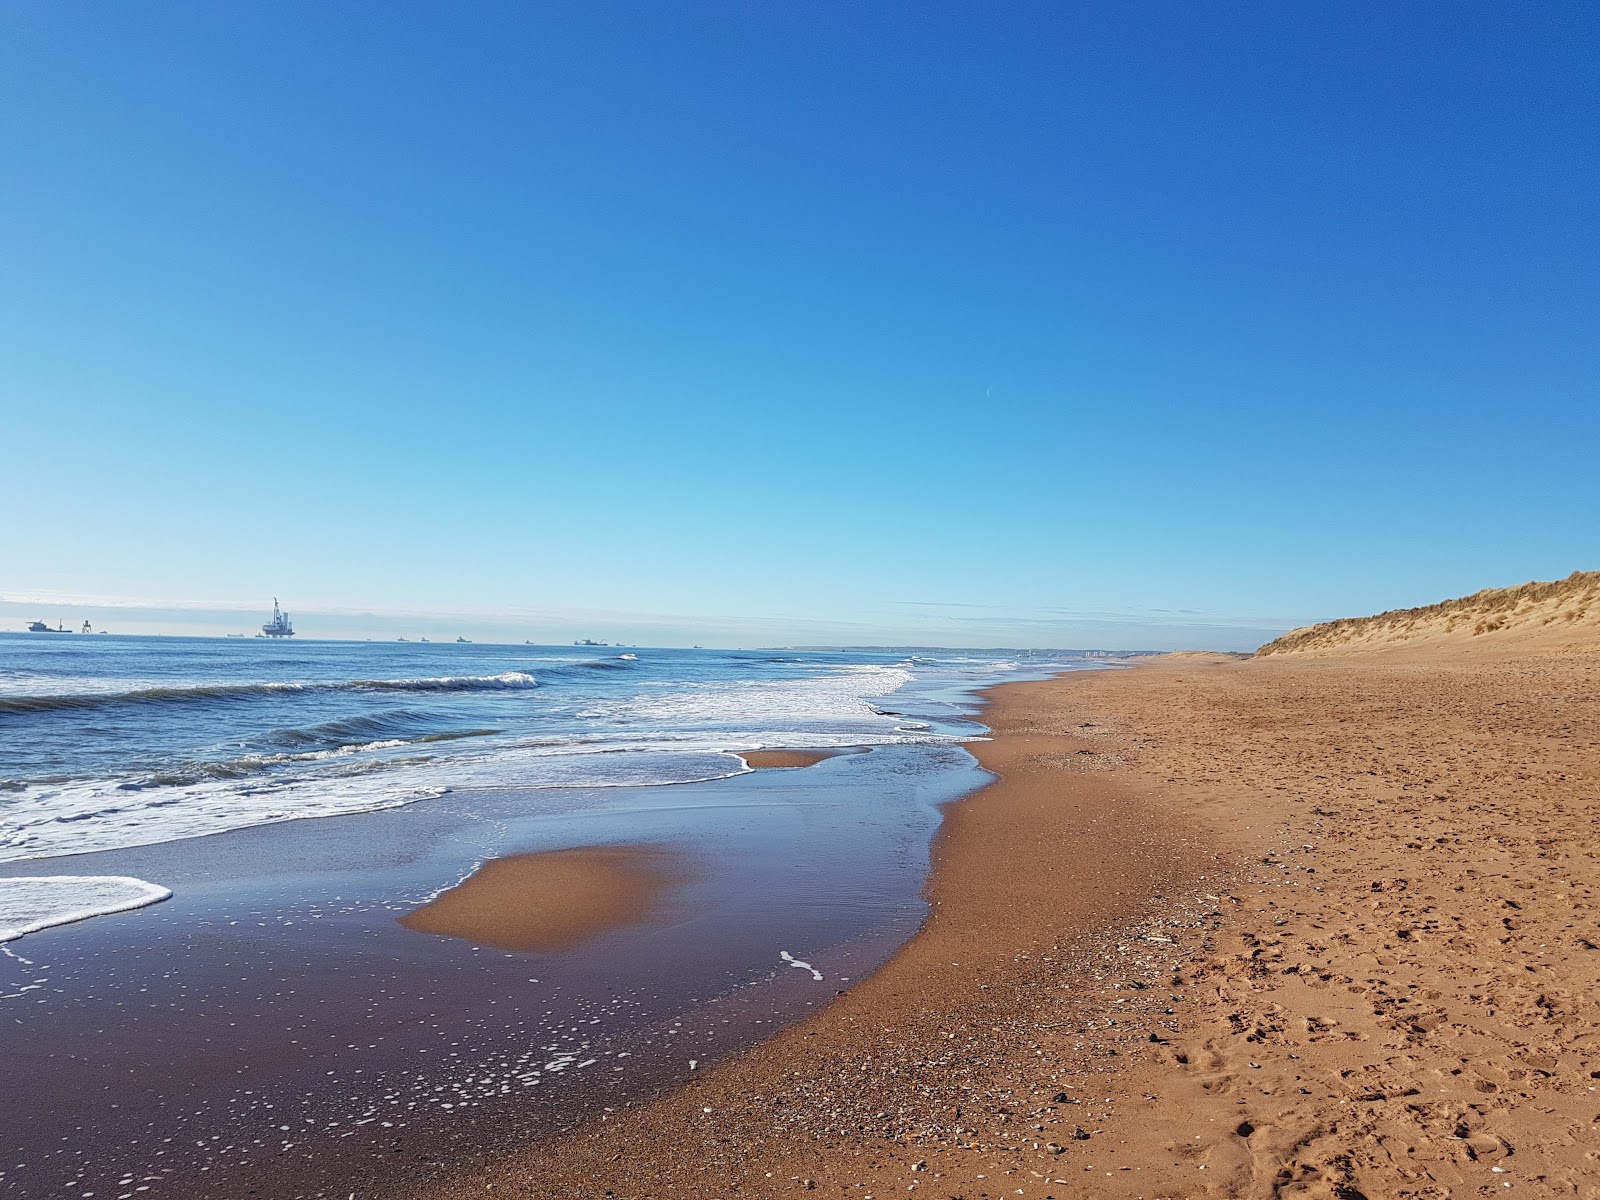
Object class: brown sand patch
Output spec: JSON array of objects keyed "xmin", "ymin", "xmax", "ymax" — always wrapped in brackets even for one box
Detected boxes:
[
  {"xmin": 399, "ymin": 845, "xmax": 690, "ymax": 954},
  {"xmin": 740, "ymin": 749, "xmax": 841, "ymax": 769}
]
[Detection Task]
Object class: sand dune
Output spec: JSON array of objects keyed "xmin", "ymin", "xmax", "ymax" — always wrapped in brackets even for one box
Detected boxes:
[{"xmin": 1259, "ymin": 569, "xmax": 1600, "ymax": 656}]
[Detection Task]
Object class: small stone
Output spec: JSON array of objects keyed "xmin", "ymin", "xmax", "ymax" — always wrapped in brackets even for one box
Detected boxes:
[{"xmin": 1072, "ymin": 1127, "xmax": 1091, "ymax": 1141}]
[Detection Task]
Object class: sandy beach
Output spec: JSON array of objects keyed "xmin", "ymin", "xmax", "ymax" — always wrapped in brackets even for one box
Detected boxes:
[
  {"xmin": 8, "ymin": 5, "xmax": 1591, "ymax": 1196},
  {"xmin": 421, "ymin": 576, "xmax": 1600, "ymax": 1199}
]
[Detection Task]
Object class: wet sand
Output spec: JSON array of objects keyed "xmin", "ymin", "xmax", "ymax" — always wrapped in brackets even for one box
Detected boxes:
[
  {"xmin": 422, "ymin": 635, "xmax": 1599, "ymax": 1198},
  {"xmin": 741, "ymin": 749, "xmax": 845, "ymax": 769},
  {"xmin": 400, "ymin": 845, "xmax": 692, "ymax": 953},
  {"xmin": 419, "ymin": 673, "xmax": 1214, "ymax": 1198},
  {"xmin": 0, "ymin": 741, "xmax": 986, "ymax": 1200}
]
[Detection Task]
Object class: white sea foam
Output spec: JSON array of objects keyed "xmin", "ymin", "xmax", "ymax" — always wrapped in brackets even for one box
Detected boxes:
[
  {"xmin": 0, "ymin": 775, "xmax": 449, "ymax": 864},
  {"xmin": 590, "ymin": 663, "xmax": 914, "ymax": 727},
  {"xmin": 0, "ymin": 745, "xmax": 764, "ymax": 863},
  {"xmin": 780, "ymin": 950, "xmax": 823, "ymax": 981},
  {"xmin": 0, "ymin": 875, "xmax": 171, "ymax": 943}
]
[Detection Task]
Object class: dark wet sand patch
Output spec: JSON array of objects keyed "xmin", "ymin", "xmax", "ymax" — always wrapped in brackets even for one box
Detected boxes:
[
  {"xmin": 740, "ymin": 749, "xmax": 842, "ymax": 769},
  {"xmin": 399, "ymin": 844, "xmax": 691, "ymax": 953}
]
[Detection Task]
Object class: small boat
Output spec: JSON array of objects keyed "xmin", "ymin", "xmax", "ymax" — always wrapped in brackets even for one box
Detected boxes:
[
  {"xmin": 574, "ymin": 638, "xmax": 607, "ymax": 647},
  {"xmin": 27, "ymin": 620, "xmax": 70, "ymax": 633},
  {"xmin": 456, "ymin": 636, "xmax": 471, "ymax": 644}
]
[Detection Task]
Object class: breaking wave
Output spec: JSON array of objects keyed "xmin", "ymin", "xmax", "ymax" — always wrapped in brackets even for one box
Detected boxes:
[
  {"xmin": 0, "ymin": 672, "xmax": 539, "ymax": 715},
  {"xmin": 138, "ymin": 727, "xmax": 502, "ymax": 788}
]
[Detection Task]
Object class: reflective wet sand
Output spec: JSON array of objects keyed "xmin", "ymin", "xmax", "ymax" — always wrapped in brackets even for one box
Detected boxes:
[{"xmin": 0, "ymin": 741, "xmax": 987, "ymax": 1199}]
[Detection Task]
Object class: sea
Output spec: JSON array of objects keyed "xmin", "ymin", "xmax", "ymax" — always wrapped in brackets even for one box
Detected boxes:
[
  {"xmin": 0, "ymin": 634, "xmax": 1116, "ymax": 1197},
  {"xmin": 0, "ymin": 635, "xmax": 1100, "ymax": 872}
]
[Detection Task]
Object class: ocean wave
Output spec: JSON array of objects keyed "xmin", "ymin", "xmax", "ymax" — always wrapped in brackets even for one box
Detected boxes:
[
  {"xmin": 516, "ymin": 657, "xmax": 642, "ymax": 683},
  {"xmin": 0, "ymin": 745, "xmax": 758, "ymax": 863},
  {"xmin": 264, "ymin": 709, "xmax": 437, "ymax": 748},
  {"xmin": 136, "ymin": 727, "xmax": 502, "ymax": 788},
  {"xmin": 0, "ymin": 672, "xmax": 539, "ymax": 715},
  {"xmin": 266, "ymin": 710, "xmax": 501, "ymax": 749},
  {"xmin": 363, "ymin": 672, "xmax": 538, "ymax": 691},
  {"xmin": 0, "ymin": 652, "xmax": 1021, "ymax": 864}
]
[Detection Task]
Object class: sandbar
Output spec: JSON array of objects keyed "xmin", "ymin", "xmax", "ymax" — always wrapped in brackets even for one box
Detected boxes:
[
  {"xmin": 740, "ymin": 748, "xmax": 843, "ymax": 769},
  {"xmin": 400, "ymin": 844, "xmax": 691, "ymax": 954}
]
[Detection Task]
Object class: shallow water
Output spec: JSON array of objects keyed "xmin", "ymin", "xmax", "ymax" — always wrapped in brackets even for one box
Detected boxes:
[
  {"xmin": 0, "ymin": 640, "xmax": 1115, "ymax": 1197},
  {"xmin": 0, "ymin": 745, "xmax": 984, "ymax": 1198},
  {"xmin": 0, "ymin": 637, "xmax": 1079, "ymax": 867}
]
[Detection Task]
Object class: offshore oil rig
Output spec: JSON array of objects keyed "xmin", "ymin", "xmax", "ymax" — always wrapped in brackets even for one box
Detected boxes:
[{"xmin": 259, "ymin": 598, "xmax": 295, "ymax": 638}]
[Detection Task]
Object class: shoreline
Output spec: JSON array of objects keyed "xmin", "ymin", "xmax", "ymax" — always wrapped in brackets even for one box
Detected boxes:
[
  {"xmin": 421, "ymin": 639, "xmax": 1598, "ymax": 1198},
  {"xmin": 418, "ymin": 671, "xmax": 1225, "ymax": 1198},
  {"xmin": 0, "ymin": 737, "xmax": 988, "ymax": 1200}
]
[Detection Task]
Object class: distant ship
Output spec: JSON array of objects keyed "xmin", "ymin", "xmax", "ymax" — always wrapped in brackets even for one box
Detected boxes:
[
  {"xmin": 574, "ymin": 638, "xmax": 607, "ymax": 647},
  {"xmin": 456, "ymin": 636, "xmax": 471, "ymax": 644},
  {"xmin": 258, "ymin": 598, "xmax": 295, "ymax": 638},
  {"xmin": 27, "ymin": 620, "xmax": 71, "ymax": 634}
]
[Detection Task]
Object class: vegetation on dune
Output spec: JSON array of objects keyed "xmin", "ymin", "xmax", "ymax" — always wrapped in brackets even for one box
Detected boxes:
[{"xmin": 1257, "ymin": 570, "xmax": 1600, "ymax": 655}]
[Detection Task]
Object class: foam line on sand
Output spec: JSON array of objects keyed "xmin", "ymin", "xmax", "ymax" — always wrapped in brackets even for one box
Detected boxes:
[{"xmin": 0, "ymin": 875, "xmax": 172, "ymax": 943}]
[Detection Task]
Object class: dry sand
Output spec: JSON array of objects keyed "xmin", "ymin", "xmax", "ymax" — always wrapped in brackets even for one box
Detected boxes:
[
  {"xmin": 419, "ymin": 588, "xmax": 1599, "ymax": 1200},
  {"xmin": 399, "ymin": 845, "xmax": 691, "ymax": 954}
]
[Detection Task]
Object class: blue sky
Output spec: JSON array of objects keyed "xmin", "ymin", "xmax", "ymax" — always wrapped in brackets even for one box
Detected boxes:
[{"xmin": 2, "ymin": 2, "xmax": 1595, "ymax": 649}]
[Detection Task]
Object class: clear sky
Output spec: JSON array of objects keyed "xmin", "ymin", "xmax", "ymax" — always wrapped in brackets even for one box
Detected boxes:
[{"xmin": 2, "ymin": 2, "xmax": 1595, "ymax": 650}]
